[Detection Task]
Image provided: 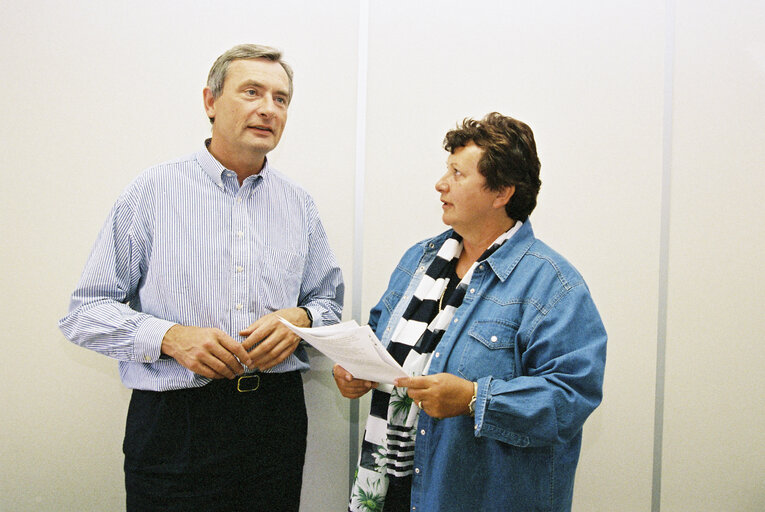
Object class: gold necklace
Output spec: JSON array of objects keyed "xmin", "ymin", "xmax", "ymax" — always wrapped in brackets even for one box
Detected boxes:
[{"xmin": 438, "ymin": 285, "xmax": 447, "ymax": 311}]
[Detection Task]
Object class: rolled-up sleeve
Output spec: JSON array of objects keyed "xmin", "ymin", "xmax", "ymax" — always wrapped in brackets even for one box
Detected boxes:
[
  {"xmin": 297, "ymin": 199, "xmax": 344, "ymax": 327},
  {"xmin": 473, "ymin": 283, "xmax": 607, "ymax": 447}
]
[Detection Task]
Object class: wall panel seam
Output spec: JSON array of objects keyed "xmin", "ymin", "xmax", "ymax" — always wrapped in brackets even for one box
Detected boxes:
[
  {"xmin": 349, "ymin": 0, "xmax": 370, "ymax": 496},
  {"xmin": 653, "ymin": 0, "xmax": 676, "ymax": 510}
]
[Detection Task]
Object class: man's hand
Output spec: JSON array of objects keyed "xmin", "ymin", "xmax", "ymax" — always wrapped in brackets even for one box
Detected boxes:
[
  {"xmin": 161, "ymin": 324, "xmax": 252, "ymax": 379},
  {"xmin": 332, "ymin": 364, "xmax": 378, "ymax": 399},
  {"xmin": 394, "ymin": 373, "xmax": 474, "ymax": 419},
  {"xmin": 240, "ymin": 307, "xmax": 309, "ymax": 371}
]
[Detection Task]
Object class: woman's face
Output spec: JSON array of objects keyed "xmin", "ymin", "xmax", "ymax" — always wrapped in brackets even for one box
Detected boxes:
[{"xmin": 435, "ymin": 142, "xmax": 506, "ymax": 236}]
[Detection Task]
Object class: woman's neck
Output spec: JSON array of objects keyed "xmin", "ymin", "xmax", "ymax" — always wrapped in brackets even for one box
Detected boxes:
[{"xmin": 456, "ymin": 218, "xmax": 516, "ymax": 276}]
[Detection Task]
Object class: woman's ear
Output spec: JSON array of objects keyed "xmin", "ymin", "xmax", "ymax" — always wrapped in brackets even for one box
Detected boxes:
[{"xmin": 493, "ymin": 185, "xmax": 515, "ymax": 209}]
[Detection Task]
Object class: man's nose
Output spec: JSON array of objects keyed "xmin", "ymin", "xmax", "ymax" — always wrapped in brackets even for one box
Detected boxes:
[{"xmin": 256, "ymin": 96, "xmax": 277, "ymax": 117}]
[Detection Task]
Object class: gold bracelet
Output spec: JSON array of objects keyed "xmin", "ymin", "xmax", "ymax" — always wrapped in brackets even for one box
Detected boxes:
[{"xmin": 468, "ymin": 381, "xmax": 478, "ymax": 417}]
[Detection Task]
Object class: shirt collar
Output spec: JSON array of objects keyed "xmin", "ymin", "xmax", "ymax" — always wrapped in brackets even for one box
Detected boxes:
[
  {"xmin": 485, "ymin": 220, "xmax": 536, "ymax": 282},
  {"xmin": 197, "ymin": 139, "xmax": 271, "ymax": 187}
]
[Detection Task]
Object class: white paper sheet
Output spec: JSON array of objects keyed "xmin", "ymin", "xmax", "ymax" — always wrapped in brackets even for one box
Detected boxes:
[{"xmin": 278, "ymin": 318, "xmax": 407, "ymax": 384}]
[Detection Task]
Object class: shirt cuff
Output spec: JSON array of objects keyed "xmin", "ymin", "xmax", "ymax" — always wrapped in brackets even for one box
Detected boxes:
[
  {"xmin": 301, "ymin": 305, "xmax": 319, "ymax": 327},
  {"xmin": 134, "ymin": 316, "xmax": 177, "ymax": 363},
  {"xmin": 473, "ymin": 376, "xmax": 491, "ymax": 436}
]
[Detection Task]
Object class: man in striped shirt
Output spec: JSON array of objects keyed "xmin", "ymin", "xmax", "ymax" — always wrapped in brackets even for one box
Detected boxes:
[{"xmin": 59, "ymin": 44, "xmax": 344, "ymax": 512}]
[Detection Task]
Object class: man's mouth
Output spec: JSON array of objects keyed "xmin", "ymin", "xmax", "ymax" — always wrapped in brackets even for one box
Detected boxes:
[{"xmin": 249, "ymin": 125, "xmax": 273, "ymax": 133}]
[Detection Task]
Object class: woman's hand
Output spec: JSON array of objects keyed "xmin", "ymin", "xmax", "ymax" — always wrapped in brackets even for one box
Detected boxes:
[
  {"xmin": 332, "ymin": 364, "xmax": 378, "ymax": 399},
  {"xmin": 395, "ymin": 373, "xmax": 474, "ymax": 419}
]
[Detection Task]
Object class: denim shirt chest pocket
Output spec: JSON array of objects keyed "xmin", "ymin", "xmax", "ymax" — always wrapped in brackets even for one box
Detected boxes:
[
  {"xmin": 457, "ymin": 319, "xmax": 518, "ymax": 381},
  {"xmin": 376, "ymin": 290, "xmax": 404, "ymax": 345}
]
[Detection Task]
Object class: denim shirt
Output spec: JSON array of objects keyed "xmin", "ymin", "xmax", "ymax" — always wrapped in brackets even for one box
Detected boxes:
[{"xmin": 368, "ymin": 221, "xmax": 607, "ymax": 512}]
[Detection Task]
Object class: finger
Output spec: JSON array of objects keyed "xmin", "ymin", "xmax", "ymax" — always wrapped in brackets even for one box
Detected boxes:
[
  {"xmin": 395, "ymin": 376, "xmax": 427, "ymax": 389},
  {"xmin": 192, "ymin": 357, "xmax": 235, "ymax": 380},
  {"xmin": 340, "ymin": 383, "xmax": 368, "ymax": 395},
  {"xmin": 247, "ymin": 333, "xmax": 282, "ymax": 363},
  {"xmin": 249, "ymin": 334, "xmax": 300, "ymax": 370},
  {"xmin": 406, "ymin": 389, "xmax": 421, "ymax": 403},
  {"xmin": 204, "ymin": 336, "xmax": 249, "ymax": 375},
  {"xmin": 198, "ymin": 346, "xmax": 241, "ymax": 379},
  {"xmin": 333, "ymin": 365, "xmax": 353, "ymax": 381},
  {"xmin": 239, "ymin": 315, "xmax": 280, "ymax": 340},
  {"xmin": 174, "ymin": 335, "xmax": 239, "ymax": 378},
  {"xmin": 254, "ymin": 344, "xmax": 294, "ymax": 370},
  {"xmin": 339, "ymin": 383, "xmax": 372, "ymax": 399},
  {"xmin": 239, "ymin": 324, "xmax": 256, "ymax": 337},
  {"xmin": 241, "ymin": 319, "xmax": 286, "ymax": 352},
  {"xmin": 214, "ymin": 334, "xmax": 253, "ymax": 369}
]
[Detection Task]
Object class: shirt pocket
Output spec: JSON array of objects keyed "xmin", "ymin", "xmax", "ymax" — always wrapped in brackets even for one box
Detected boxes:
[
  {"xmin": 256, "ymin": 246, "xmax": 306, "ymax": 310},
  {"xmin": 457, "ymin": 319, "xmax": 518, "ymax": 381},
  {"xmin": 382, "ymin": 290, "xmax": 403, "ymax": 314}
]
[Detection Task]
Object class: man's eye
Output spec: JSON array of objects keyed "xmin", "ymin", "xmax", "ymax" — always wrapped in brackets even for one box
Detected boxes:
[
  {"xmin": 245, "ymin": 89, "xmax": 257, "ymax": 96},
  {"xmin": 275, "ymin": 97, "xmax": 287, "ymax": 105}
]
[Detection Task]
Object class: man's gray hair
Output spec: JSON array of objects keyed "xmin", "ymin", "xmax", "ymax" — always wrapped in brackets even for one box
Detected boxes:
[{"xmin": 207, "ymin": 43, "xmax": 294, "ymax": 100}]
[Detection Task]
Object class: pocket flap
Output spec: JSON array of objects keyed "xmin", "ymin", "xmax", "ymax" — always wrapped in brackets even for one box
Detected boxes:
[{"xmin": 468, "ymin": 320, "xmax": 517, "ymax": 350}]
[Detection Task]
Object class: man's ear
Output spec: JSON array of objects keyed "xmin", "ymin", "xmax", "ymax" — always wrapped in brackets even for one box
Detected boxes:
[
  {"xmin": 203, "ymin": 87, "xmax": 216, "ymax": 120},
  {"xmin": 493, "ymin": 185, "xmax": 515, "ymax": 209}
]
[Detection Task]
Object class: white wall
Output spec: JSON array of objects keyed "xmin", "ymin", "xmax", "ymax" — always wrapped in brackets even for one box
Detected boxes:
[
  {"xmin": 661, "ymin": 1, "xmax": 765, "ymax": 509},
  {"xmin": 1, "ymin": 1, "xmax": 763, "ymax": 511}
]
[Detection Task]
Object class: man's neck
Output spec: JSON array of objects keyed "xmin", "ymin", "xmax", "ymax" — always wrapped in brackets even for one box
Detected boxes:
[{"xmin": 207, "ymin": 140, "xmax": 267, "ymax": 184}]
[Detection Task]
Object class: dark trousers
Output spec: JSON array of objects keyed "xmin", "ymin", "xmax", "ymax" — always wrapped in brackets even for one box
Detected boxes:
[{"xmin": 123, "ymin": 372, "xmax": 307, "ymax": 512}]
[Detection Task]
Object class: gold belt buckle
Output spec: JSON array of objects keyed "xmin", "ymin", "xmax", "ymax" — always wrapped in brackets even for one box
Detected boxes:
[{"xmin": 236, "ymin": 374, "xmax": 260, "ymax": 393}]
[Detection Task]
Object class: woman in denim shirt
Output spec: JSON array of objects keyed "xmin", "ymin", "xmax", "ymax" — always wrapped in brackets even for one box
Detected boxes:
[{"xmin": 334, "ymin": 113, "xmax": 607, "ymax": 512}]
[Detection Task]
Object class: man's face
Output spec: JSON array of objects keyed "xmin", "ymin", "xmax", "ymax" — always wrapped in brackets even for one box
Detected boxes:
[{"xmin": 204, "ymin": 58, "xmax": 290, "ymax": 161}]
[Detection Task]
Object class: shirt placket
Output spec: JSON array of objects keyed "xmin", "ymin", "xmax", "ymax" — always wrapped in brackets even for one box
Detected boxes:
[{"xmin": 228, "ymin": 172, "xmax": 251, "ymax": 336}]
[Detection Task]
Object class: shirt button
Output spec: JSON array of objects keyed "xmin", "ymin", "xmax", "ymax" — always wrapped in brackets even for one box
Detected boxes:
[
  {"xmin": 237, "ymin": 197, "xmax": 242, "ymax": 203},
  {"xmin": 490, "ymin": 335, "xmax": 498, "ymax": 343},
  {"xmin": 453, "ymin": 318, "xmax": 459, "ymax": 323},
  {"xmin": 237, "ymin": 230, "xmax": 244, "ymax": 238},
  {"xmin": 414, "ymin": 468, "xmax": 420, "ymax": 474},
  {"xmin": 420, "ymin": 429, "xmax": 426, "ymax": 435},
  {"xmin": 236, "ymin": 266, "xmax": 244, "ymax": 272},
  {"xmin": 144, "ymin": 355, "xmax": 151, "ymax": 362},
  {"xmin": 434, "ymin": 352, "xmax": 440, "ymax": 358},
  {"xmin": 470, "ymin": 288, "xmax": 475, "ymax": 293},
  {"xmin": 478, "ymin": 264, "xmax": 484, "ymax": 270},
  {"xmin": 235, "ymin": 303, "xmax": 243, "ymax": 310}
]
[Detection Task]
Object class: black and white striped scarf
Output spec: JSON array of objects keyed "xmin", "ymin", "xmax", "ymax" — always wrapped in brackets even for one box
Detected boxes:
[{"xmin": 350, "ymin": 224, "xmax": 520, "ymax": 511}]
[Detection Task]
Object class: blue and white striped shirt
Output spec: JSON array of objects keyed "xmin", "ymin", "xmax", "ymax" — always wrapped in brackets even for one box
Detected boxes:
[{"xmin": 59, "ymin": 142, "xmax": 344, "ymax": 391}]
